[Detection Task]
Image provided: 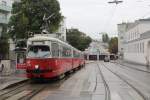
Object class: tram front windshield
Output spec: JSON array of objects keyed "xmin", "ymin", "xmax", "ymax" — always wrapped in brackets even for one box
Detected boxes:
[{"xmin": 27, "ymin": 45, "xmax": 50, "ymax": 58}]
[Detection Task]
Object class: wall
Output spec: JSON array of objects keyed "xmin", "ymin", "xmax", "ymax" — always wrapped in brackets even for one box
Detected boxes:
[
  {"xmin": 0, "ymin": 60, "xmax": 12, "ymax": 75},
  {"xmin": 124, "ymin": 38, "xmax": 150, "ymax": 65}
]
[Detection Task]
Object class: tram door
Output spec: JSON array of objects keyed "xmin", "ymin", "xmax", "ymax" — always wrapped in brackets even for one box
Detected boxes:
[{"xmin": 16, "ymin": 51, "xmax": 27, "ymax": 69}]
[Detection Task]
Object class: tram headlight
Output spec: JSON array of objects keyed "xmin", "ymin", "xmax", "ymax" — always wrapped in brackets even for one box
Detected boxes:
[{"xmin": 35, "ymin": 65, "xmax": 39, "ymax": 69}]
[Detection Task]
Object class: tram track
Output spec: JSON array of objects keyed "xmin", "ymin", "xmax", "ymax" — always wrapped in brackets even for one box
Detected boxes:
[
  {"xmin": 111, "ymin": 61, "xmax": 150, "ymax": 74},
  {"xmin": 101, "ymin": 62, "xmax": 147, "ymax": 100},
  {"xmin": 0, "ymin": 79, "xmax": 61, "ymax": 100},
  {"xmin": 18, "ymin": 86, "xmax": 46, "ymax": 100},
  {"xmin": 0, "ymin": 69, "xmax": 82, "ymax": 100},
  {"xmin": 96, "ymin": 63, "xmax": 111, "ymax": 100},
  {"xmin": 0, "ymin": 81, "xmax": 29, "ymax": 95},
  {"xmin": 0, "ymin": 81, "xmax": 30, "ymax": 100}
]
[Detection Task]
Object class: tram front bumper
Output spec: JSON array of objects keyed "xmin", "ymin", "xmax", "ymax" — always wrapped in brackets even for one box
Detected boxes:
[{"xmin": 26, "ymin": 69, "xmax": 61, "ymax": 78}]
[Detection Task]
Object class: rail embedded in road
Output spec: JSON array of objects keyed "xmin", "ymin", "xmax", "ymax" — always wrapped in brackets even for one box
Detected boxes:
[
  {"xmin": 101, "ymin": 62, "xmax": 147, "ymax": 100},
  {"xmin": 96, "ymin": 62, "xmax": 111, "ymax": 100}
]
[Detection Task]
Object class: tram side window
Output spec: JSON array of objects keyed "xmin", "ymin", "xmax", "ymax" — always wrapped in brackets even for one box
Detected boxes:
[
  {"xmin": 62, "ymin": 46, "xmax": 72, "ymax": 57},
  {"xmin": 73, "ymin": 50, "xmax": 80, "ymax": 58},
  {"xmin": 51, "ymin": 43, "xmax": 59, "ymax": 57}
]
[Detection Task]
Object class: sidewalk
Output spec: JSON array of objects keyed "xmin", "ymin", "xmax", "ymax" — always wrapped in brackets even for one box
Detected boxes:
[
  {"xmin": 115, "ymin": 60, "xmax": 150, "ymax": 72},
  {"xmin": 0, "ymin": 73, "xmax": 28, "ymax": 90}
]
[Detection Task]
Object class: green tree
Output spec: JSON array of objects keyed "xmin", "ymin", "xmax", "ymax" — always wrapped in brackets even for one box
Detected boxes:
[
  {"xmin": 67, "ymin": 28, "xmax": 92, "ymax": 51},
  {"xmin": 0, "ymin": 33, "xmax": 9, "ymax": 59},
  {"xmin": 102, "ymin": 33, "xmax": 109, "ymax": 43},
  {"xmin": 8, "ymin": 0, "xmax": 62, "ymax": 39},
  {"xmin": 108, "ymin": 37, "xmax": 118, "ymax": 54}
]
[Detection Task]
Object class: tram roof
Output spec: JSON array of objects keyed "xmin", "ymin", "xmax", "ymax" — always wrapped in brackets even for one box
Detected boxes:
[
  {"xmin": 28, "ymin": 35, "xmax": 61, "ymax": 42},
  {"xmin": 28, "ymin": 35, "xmax": 81, "ymax": 52}
]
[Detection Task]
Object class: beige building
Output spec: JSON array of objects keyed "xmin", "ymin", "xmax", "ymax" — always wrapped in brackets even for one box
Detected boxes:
[
  {"xmin": 118, "ymin": 18, "xmax": 150, "ymax": 65},
  {"xmin": 0, "ymin": 0, "xmax": 12, "ymax": 37}
]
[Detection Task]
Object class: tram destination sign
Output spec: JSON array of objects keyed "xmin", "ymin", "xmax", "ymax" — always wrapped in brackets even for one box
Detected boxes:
[{"xmin": 32, "ymin": 41, "xmax": 45, "ymax": 45}]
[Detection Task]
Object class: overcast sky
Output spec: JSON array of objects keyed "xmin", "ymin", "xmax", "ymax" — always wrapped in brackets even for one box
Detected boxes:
[{"xmin": 58, "ymin": 0, "xmax": 150, "ymax": 39}]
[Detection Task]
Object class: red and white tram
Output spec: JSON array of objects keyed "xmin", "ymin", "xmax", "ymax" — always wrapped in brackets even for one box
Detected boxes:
[{"xmin": 25, "ymin": 35, "xmax": 85, "ymax": 79}]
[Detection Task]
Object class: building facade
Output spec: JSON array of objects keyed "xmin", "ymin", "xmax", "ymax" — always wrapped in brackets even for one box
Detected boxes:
[
  {"xmin": 117, "ymin": 22, "xmax": 135, "ymax": 59},
  {"xmin": 0, "ymin": 0, "xmax": 12, "ymax": 37},
  {"xmin": 118, "ymin": 18, "xmax": 150, "ymax": 65},
  {"xmin": 118, "ymin": 23, "xmax": 127, "ymax": 58},
  {"xmin": 84, "ymin": 41, "xmax": 109, "ymax": 60}
]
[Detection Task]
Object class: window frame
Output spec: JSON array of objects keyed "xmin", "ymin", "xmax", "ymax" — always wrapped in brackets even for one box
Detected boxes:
[{"xmin": 51, "ymin": 42, "xmax": 60, "ymax": 58}]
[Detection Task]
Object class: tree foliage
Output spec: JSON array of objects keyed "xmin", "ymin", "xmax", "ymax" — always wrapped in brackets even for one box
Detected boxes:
[
  {"xmin": 8, "ymin": 0, "xmax": 62, "ymax": 39},
  {"xmin": 102, "ymin": 33, "xmax": 109, "ymax": 43},
  {"xmin": 108, "ymin": 37, "xmax": 118, "ymax": 54},
  {"xmin": 67, "ymin": 29, "xmax": 92, "ymax": 51},
  {"xmin": 0, "ymin": 33, "xmax": 9, "ymax": 59}
]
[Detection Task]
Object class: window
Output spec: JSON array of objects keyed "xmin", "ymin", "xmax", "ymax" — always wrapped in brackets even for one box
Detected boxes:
[
  {"xmin": 51, "ymin": 42, "xmax": 59, "ymax": 57},
  {"xmin": 142, "ymin": 43, "xmax": 144, "ymax": 53},
  {"xmin": 73, "ymin": 50, "xmax": 80, "ymax": 58},
  {"xmin": 2, "ymin": 1, "xmax": 6, "ymax": 6},
  {"xmin": 27, "ymin": 45, "xmax": 50, "ymax": 58},
  {"xmin": 62, "ymin": 46, "xmax": 72, "ymax": 57},
  {"xmin": 139, "ymin": 43, "xmax": 142, "ymax": 53}
]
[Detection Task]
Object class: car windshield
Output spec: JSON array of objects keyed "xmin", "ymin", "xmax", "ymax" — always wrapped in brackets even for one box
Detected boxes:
[{"xmin": 27, "ymin": 45, "xmax": 50, "ymax": 58}]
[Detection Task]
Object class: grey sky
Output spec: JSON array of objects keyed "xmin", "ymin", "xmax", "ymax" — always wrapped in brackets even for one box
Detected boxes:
[{"xmin": 58, "ymin": 0, "xmax": 150, "ymax": 39}]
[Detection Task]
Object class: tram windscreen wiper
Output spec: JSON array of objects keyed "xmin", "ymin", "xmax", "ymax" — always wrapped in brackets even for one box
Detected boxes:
[{"xmin": 41, "ymin": 53, "xmax": 50, "ymax": 58}]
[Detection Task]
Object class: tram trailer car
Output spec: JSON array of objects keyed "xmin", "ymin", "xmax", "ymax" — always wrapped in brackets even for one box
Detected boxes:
[{"xmin": 26, "ymin": 36, "xmax": 85, "ymax": 79}]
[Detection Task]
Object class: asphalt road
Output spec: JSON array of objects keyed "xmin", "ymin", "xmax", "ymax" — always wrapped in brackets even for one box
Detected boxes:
[
  {"xmin": 0, "ymin": 61, "xmax": 149, "ymax": 100},
  {"xmin": 31, "ymin": 63, "xmax": 98, "ymax": 100}
]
